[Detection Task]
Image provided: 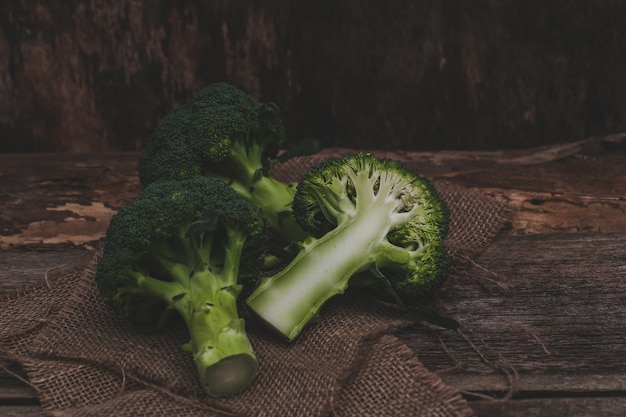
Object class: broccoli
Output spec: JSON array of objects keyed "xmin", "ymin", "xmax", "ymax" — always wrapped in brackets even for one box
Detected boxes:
[
  {"xmin": 245, "ymin": 153, "xmax": 451, "ymax": 341},
  {"xmin": 94, "ymin": 176, "xmax": 267, "ymax": 397},
  {"xmin": 138, "ymin": 82, "xmax": 308, "ymax": 243}
]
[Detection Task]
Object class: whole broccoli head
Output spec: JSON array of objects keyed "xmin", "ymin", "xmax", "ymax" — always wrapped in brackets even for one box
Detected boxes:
[
  {"xmin": 138, "ymin": 82, "xmax": 307, "ymax": 242},
  {"xmin": 95, "ymin": 176, "xmax": 267, "ymax": 397},
  {"xmin": 246, "ymin": 153, "xmax": 450, "ymax": 341}
]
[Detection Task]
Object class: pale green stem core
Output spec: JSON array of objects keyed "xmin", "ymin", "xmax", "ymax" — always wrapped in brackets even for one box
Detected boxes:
[{"xmin": 246, "ymin": 170, "xmax": 405, "ymax": 341}]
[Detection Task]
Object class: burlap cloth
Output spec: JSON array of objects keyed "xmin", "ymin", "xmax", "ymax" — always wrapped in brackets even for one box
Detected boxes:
[{"xmin": 0, "ymin": 153, "xmax": 509, "ymax": 416}]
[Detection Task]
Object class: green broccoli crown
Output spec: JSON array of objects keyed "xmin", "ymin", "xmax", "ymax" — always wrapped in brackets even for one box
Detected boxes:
[
  {"xmin": 247, "ymin": 153, "xmax": 451, "ymax": 341},
  {"xmin": 137, "ymin": 82, "xmax": 308, "ymax": 243},
  {"xmin": 292, "ymin": 152, "xmax": 450, "ymax": 302},
  {"xmin": 95, "ymin": 176, "xmax": 266, "ymax": 396},
  {"xmin": 138, "ymin": 82, "xmax": 285, "ymax": 188},
  {"xmin": 293, "ymin": 153, "xmax": 449, "ymax": 236},
  {"xmin": 96, "ymin": 175, "xmax": 266, "ymax": 319}
]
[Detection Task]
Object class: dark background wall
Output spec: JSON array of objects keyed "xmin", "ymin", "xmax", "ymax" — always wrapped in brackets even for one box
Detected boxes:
[{"xmin": 1, "ymin": 0, "xmax": 625, "ymax": 153}]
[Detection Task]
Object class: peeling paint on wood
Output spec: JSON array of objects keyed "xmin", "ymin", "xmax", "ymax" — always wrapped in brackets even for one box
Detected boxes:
[{"xmin": 0, "ymin": 202, "xmax": 116, "ymax": 249}]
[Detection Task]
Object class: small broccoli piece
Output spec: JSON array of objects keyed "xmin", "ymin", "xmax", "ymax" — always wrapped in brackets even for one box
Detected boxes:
[
  {"xmin": 138, "ymin": 82, "xmax": 307, "ymax": 243},
  {"xmin": 95, "ymin": 176, "xmax": 267, "ymax": 397},
  {"xmin": 246, "ymin": 153, "xmax": 450, "ymax": 341}
]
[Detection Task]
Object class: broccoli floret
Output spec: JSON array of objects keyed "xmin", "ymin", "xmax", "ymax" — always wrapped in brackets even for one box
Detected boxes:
[
  {"xmin": 245, "ymin": 153, "xmax": 450, "ymax": 341},
  {"xmin": 138, "ymin": 82, "xmax": 307, "ymax": 243},
  {"xmin": 95, "ymin": 176, "xmax": 267, "ymax": 397}
]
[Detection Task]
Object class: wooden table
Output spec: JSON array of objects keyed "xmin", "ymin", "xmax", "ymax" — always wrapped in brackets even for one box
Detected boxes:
[{"xmin": 1, "ymin": 136, "xmax": 625, "ymax": 416}]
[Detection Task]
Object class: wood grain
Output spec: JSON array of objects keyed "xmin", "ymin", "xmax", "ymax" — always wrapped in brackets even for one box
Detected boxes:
[
  {"xmin": 400, "ymin": 233, "xmax": 626, "ymax": 393},
  {"xmin": 4, "ymin": 2, "xmax": 626, "ymax": 152},
  {"xmin": 1, "ymin": 136, "xmax": 625, "ymax": 250}
]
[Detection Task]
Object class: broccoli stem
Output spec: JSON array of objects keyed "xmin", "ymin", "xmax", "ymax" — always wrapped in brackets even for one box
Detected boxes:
[
  {"xmin": 217, "ymin": 141, "xmax": 307, "ymax": 242},
  {"xmin": 128, "ymin": 259, "xmax": 258, "ymax": 396},
  {"xmin": 173, "ymin": 268, "xmax": 258, "ymax": 397},
  {"xmin": 139, "ymin": 232, "xmax": 258, "ymax": 397},
  {"xmin": 227, "ymin": 175, "xmax": 306, "ymax": 243},
  {"xmin": 250, "ymin": 176, "xmax": 307, "ymax": 241},
  {"xmin": 246, "ymin": 207, "xmax": 391, "ymax": 341}
]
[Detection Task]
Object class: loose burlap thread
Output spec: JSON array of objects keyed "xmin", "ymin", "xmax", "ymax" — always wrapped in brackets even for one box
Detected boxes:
[{"xmin": 0, "ymin": 153, "xmax": 509, "ymax": 416}]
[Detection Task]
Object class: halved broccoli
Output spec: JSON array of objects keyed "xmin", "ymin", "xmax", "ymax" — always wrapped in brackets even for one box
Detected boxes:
[
  {"xmin": 95, "ymin": 176, "xmax": 267, "ymax": 397},
  {"xmin": 246, "ymin": 153, "xmax": 450, "ymax": 341},
  {"xmin": 137, "ymin": 82, "xmax": 307, "ymax": 243}
]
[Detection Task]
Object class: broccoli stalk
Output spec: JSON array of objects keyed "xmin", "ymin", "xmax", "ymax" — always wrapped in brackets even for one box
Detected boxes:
[
  {"xmin": 214, "ymin": 140, "xmax": 302, "ymax": 241},
  {"xmin": 95, "ymin": 177, "xmax": 267, "ymax": 396},
  {"xmin": 246, "ymin": 153, "xmax": 450, "ymax": 341},
  {"xmin": 147, "ymin": 227, "xmax": 254, "ymax": 395}
]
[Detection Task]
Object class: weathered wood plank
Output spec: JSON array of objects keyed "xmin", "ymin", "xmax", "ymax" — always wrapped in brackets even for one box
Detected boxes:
[
  {"xmin": 471, "ymin": 397, "xmax": 626, "ymax": 417},
  {"xmin": 0, "ymin": 406, "xmax": 42, "ymax": 416},
  {"xmin": 0, "ymin": 364, "xmax": 37, "ymax": 403},
  {"xmin": 0, "ymin": 249, "xmax": 92, "ymax": 292},
  {"xmin": 481, "ymin": 188, "xmax": 626, "ymax": 234},
  {"xmin": 0, "ymin": 153, "xmax": 140, "ymax": 250},
  {"xmin": 4, "ymin": 2, "xmax": 626, "ymax": 152},
  {"xmin": 401, "ymin": 233, "xmax": 626, "ymax": 395},
  {"xmin": 2, "ymin": 136, "xmax": 625, "ymax": 249}
]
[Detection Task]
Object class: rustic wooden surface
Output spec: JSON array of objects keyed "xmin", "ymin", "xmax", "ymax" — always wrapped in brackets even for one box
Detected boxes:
[
  {"xmin": 1, "ymin": 134, "xmax": 625, "ymax": 416},
  {"xmin": 4, "ymin": 1, "xmax": 626, "ymax": 153}
]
